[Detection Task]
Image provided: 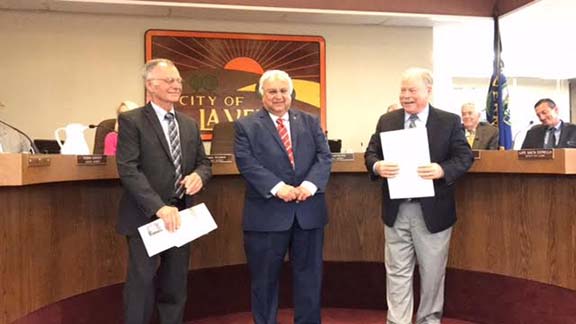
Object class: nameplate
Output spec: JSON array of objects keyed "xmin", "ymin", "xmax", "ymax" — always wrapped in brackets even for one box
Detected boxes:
[
  {"xmin": 77, "ymin": 155, "xmax": 107, "ymax": 165},
  {"xmin": 472, "ymin": 150, "xmax": 481, "ymax": 160},
  {"xmin": 331, "ymin": 153, "xmax": 355, "ymax": 161},
  {"xmin": 517, "ymin": 149, "xmax": 554, "ymax": 160},
  {"xmin": 27, "ymin": 156, "xmax": 51, "ymax": 167},
  {"xmin": 207, "ymin": 154, "xmax": 233, "ymax": 163}
]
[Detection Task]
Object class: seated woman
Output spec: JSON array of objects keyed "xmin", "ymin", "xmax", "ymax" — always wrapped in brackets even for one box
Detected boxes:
[{"xmin": 104, "ymin": 100, "xmax": 139, "ymax": 156}]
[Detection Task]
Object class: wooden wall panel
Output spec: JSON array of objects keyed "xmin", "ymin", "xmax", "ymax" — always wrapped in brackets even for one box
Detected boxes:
[
  {"xmin": 2, "ymin": 167, "xmax": 576, "ymax": 323},
  {"xmin": 451, "ymin": 174, "xmax": 576, "ymax": 289}
]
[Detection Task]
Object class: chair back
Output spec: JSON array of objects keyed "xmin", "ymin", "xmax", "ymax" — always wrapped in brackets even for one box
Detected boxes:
[{"xmin": 92, "ymin": 118, "xmax": 116, "ymax": 154}]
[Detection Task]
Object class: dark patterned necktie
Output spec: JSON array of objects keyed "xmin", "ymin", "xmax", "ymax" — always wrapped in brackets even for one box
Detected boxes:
[
  {"xmin": 165, "ymin": 113, "xmax": 184, "ymax": 198},
  {"xmin": 545, "ymin": 128, "xmax": 556, "ymax": 149},
  {"xmin": 408, "ymin": 114, "xmax": 418, "ymax": 128},
  {"xmin": 276, "ymin": 118, "xmax": 294, "ymax": 168}
]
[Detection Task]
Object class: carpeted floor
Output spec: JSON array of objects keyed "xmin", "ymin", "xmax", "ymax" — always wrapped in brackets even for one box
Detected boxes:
[{"xmin": 187, "ymin": 308, "xmax": 477, "ymax": 324}]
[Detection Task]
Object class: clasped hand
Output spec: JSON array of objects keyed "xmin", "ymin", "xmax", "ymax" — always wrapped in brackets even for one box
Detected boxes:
[
  {"xmin": 374, "ymin": 161, "xmax": 444, "ymax": 180},
  {"xmin": 276, "ymin": 185, "xmax": 312, "ymax": 203}
]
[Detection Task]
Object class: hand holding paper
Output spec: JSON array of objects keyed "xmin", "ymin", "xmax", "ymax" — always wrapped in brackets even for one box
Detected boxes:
[
  {"xmin": 138, "ymin": 203, "xmax": 217, "ymax": 257},
  {"xmin": 379, "ymin": 127, "xmax": 435, "ymax": 199}
]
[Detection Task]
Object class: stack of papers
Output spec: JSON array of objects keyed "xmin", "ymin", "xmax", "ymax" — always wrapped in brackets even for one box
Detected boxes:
[
  {"xmin": 380, "ymin": 127, "xmax": 435, "ymax": 199},
  {"xmin": 138, "ymin": 203, "xmax": 218, "ymax": 257}
]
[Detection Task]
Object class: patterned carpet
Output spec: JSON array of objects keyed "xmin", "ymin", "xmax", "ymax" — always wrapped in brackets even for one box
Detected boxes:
[{"xmin": 187, "ymin": 308, "xmax": 477, "ymax": 324}]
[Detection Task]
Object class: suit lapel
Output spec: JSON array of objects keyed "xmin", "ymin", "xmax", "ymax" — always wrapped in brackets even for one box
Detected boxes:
[
  {"xmin": 425, "ymin": 106, "xmax": 441, "ymax": 134},
  {"xmin": 288, "ymin": 109, "xmax": 299, "ymax": 151},
  {"xmin": 557, "ymin": 121, "xmax": 567, "ymax": 147},
  {"xmin": 143, "ymin": 104, "xmax": 172, "ymax": 161},
  {"xmin": 257, "ymin": 108, "xmax": 285, "ymax": 149},
  {"xmin": 175, "ymin": 112, "xmax": 191, "ymax": 172}
]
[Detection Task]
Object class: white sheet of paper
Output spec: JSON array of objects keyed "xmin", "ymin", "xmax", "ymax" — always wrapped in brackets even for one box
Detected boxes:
[
  {"xmin": 172, "ymin": 203, "xmax": 218, "ymax": 248},
  {"xmin": 380, "ymin": 127, "xmax": 435, "ymax": 199},
  {"xmin": 137, "ymin": 218, "xmax": 174, "ymax": 257},
  {"xmin": 138, "ymin": 203, "xmax": 218, "ymax": 257}
]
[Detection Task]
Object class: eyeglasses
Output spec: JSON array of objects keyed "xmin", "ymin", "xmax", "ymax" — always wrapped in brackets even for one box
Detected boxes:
[
  {"xmin": 147, "ymin": 77, "xmax": 183, "ymax": 84},
  {"xmin": 264, "ymin": 88, "xmax": 291, "ymax": 97}
]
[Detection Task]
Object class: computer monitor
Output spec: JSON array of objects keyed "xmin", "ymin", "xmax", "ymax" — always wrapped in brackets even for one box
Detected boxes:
[{"xmin": 33, "ymin": 139, "xmax": 61, "ymax": 154}]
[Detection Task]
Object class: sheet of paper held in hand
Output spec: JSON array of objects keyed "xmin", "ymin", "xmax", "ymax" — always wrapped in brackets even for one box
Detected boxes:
[
  {"xmin": 138, "ymin": 203, "xmax": 218, "ymax": 257},
  {"xmin": 379, "ymin": 127, "xmax": 435, "ymax": 199}
]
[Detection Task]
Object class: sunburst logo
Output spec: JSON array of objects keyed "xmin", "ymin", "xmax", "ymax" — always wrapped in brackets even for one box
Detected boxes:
[{"xmin": 146, "ymin": 30, "xmax": 325, "ymax": 140}]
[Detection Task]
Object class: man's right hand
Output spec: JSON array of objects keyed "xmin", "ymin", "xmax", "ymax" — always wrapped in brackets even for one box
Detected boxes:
[
  {"xmin": 276, "ymin": 184, "xmax": 297, "ymax": 202},
  {"xmin": 156, "ymin": 205, "xmax": 181, "ymax": 232},
  {"xmin": 374, "ymin": 161, "xmax": 400, "ymax": 178}
]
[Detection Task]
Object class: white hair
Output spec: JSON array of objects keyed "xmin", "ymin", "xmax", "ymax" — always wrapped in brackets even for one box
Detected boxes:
[{"xmin": 258, "ymin": 70, "xmax": 294, "ymax": 96}]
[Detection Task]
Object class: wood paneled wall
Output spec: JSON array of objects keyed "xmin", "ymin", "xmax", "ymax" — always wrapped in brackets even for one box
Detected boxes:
[{"xmin": 2, "ymin": 166, "xmax": 575, "ymax": 323}]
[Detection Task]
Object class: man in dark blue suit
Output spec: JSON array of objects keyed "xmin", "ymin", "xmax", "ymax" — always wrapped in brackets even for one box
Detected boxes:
[
  {"xmin": 365, "ymin": 68, "xmax": 473, "ymax": 324},
  {"xmin": 234, "ymin": 70, "xmax": 332, "ymax": 324}
]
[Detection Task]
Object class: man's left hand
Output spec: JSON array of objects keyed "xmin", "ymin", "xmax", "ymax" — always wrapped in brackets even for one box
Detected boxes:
[
  {"xmin": 181, "ymin": 172, "xmax": 203, "ymax": 195},
  {"xmin": 417, "ymin": 163, "xmax": 445, "ymax": 180},
  {"xmin": 294, "ymin": 186, "xmax": 312, "ymax": 202}
]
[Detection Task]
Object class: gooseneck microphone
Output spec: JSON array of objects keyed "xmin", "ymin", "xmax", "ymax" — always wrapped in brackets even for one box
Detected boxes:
[
  {"xmin": 0, "ymin": 119, "xmax": 39, "ymax": 154},
  {"xmin": 512, "ymin": 120, "xmax": 534, "ymax": 149}
]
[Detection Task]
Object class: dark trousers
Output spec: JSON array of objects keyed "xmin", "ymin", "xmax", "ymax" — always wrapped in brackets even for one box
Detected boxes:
[
  {"xmin": 244, "ymin": 220, "xmax": 324, "ymax": 324},
  {"xmin": 124, "ymin": 200, "xmax": 191, "ymax": 324}
]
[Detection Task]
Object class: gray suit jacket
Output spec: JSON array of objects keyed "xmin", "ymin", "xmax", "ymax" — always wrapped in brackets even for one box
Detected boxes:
[
  {"xmin": 470, "ymin": 122, "xmax": 499, "ymax": 150},
  {"xmin": 116, "ymin": 103, "xmax": 212, "ymax": 235}
]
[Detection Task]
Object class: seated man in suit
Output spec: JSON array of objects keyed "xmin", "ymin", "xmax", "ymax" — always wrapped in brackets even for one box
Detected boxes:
[
  {"xmin": 521, "ymin": 98, "xmax": 576, "ymax": 149},
  {"xmin": 460, "ymin": 102, "xmax": 498, "ymax": 150}
]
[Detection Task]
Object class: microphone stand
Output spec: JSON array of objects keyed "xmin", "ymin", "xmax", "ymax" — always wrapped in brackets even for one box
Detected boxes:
[{"xmin": 0, "ymin": 119, "xmax": 39, "ymax": 154}]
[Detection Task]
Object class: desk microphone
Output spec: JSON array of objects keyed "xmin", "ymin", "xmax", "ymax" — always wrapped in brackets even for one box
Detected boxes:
[
  {"xmin": 89, "ymin": 124, "xmax": 114, "ymax": 132},
  {"xmin": 512, "ymin": 120, "xmax": 534, "ymax": 148},
  {"xmin": 0, "ymin": 119, "xmax": 39, "ymax": 154}
]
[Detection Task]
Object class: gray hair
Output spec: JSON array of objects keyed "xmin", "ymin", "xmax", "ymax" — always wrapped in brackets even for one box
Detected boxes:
[
  {"xmin": 258, "ymin": 70, "xmax": 294, "ymax": 96},
  {"xmin": 402, "ymin": 67, "xmax": 433, "ymax": 87},
  {"xmin": 142, "ymin": 58, "xmax": 176, "ymax": 81}
]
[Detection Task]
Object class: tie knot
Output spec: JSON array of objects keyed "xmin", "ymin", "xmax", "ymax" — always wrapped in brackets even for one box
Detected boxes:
[
  {"xmin": 548, "ymin": 127, "xmax": 555, "ymax": 132},
  {"xmin": 409, "ymin": 114, "xmax": 418, "ymax": 121},
  {"xmin": 276, "ymin": 118, "xmax": 284, "ymax": 126},
  {"xmin": 165, "ymin": 112, "xmax": 175, "ymax": 121}
]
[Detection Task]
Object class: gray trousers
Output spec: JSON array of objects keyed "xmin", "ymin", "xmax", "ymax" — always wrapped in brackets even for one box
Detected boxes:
[{"xmin": 384, "ymin": 201, "xmax": 452, "ymax": 324}]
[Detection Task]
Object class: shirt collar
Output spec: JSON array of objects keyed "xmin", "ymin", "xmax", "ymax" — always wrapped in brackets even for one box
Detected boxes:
[
  {"xmin": 268, "ymin": 111, "xmax": 289, "ymax": 124},
  {"xmin": 404, "ymin": 104, "xmax": 430, "ymax": 124},
  {"xmin": 150, "ymin": 101, "xmax": 175, "ymax": 120},
  {"xmin": 549, "ymin": 120, "xmax": 562, "ymax": 130}
]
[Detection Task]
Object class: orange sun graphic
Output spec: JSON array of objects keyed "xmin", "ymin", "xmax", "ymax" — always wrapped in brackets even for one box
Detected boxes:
[{"xmin": 224, "ymin": 57, "xmax": 264, "ymax": 75}]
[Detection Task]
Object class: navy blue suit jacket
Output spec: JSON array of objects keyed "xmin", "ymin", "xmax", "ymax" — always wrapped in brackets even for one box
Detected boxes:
[
  {"xmin": 364, "ymin": 106, "xmax": 473, "ymax": 233},
  {"xmin": 234, "ymin": 108, "xmax": 332, "ymax": 232}
]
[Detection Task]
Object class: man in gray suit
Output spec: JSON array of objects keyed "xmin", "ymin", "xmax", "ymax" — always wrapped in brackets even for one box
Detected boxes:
[
  {"xmin": 116, "ymin": 58, "xmax": 212, "ymax": 324},
  {"xmin": 365, "ymin": 68, "xmax": 473, "ymax": 324},
  {"xmin": 460, "ymin": 102, "xmax": 498, "ymax": 150}
]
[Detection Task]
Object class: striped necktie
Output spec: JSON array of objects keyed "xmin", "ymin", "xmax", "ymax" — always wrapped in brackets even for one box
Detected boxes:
[
  {"xmin": 408, "ymin": 114, "xmax": 418, "ymax": 128},
  {"xmin": 276, "ymin": 118, "xmax": 294, "ymax": 168},
  {"xmin": 165, "ymin": 113, "xmax": 184, "ymax": 198}
]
